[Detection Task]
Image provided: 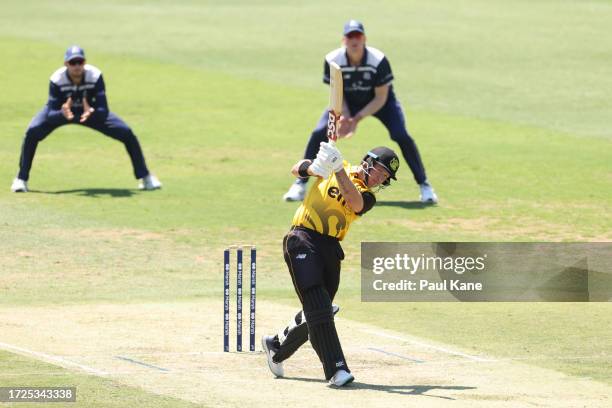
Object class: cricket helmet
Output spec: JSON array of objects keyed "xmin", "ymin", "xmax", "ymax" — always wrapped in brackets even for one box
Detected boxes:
[{"xmin": 363, "ymin": 146, "xmax": 399, "ymax": 185}]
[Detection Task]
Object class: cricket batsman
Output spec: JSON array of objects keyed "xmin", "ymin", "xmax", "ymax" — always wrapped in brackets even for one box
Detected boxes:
[
  {"xmin": 283, "ymin": 20, "xmax": 437, "ymax": 204},
  {"xmin": 263, "ymin": 141, "xmax": 400, "ymax": 387},
  {"xmin": 10, "ymin": 45, "xmax": 161, "ymax": 192}
]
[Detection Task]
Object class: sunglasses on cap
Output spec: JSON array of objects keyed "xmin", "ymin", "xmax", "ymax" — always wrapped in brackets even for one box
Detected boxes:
[
  {"xmin": 345, "ymin": 31, "xmax": 364, "ymax": 39},
  {"xmin": 68, "ymin": 59, "xmax": 85, "ymax": 66}
]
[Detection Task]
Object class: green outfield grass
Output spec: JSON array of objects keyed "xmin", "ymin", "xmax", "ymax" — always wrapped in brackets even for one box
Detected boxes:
[
  {"xmin": 0, "ymin": 351, "xmax": 203, "ymax": 407},
  {"xmin": 0, "ymin": 1, "xmax": 611, "ymax": 405}
]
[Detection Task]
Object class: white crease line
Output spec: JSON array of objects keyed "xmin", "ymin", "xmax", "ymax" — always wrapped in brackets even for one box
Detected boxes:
[
  {"xmin": 0, "ymin": 341, "xmax": 109, "ymax": 376},
  {"xmin": 115, "ymin": 356, "xmax": 170, "ymax": 372},
  {"xmin": 359, "ymin": 329, "xmax": 497, "ymax": 362},
  {"xmin": 367, "ymin": 347, "xmax": 425, "ymax": 363}
]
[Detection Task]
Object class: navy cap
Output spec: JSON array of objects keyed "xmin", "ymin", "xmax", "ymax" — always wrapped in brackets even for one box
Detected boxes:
[
  {"xmin": 343, "ymin": 20, "xmax": 365, "ymax": 36},
  {"xmin": 64, "ymin": 45, "xmax": 85, "ymax": 62}
]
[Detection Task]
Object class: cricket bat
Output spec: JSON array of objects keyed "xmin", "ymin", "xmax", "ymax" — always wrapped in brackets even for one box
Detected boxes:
[{"xmin": 327, "ymin": 62, "xmax": 343, "ymax": 143}]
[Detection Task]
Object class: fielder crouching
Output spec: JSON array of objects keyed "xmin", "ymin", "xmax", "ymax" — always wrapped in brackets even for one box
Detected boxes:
[
  {"xmin": 262, "ymin": 141, "xmax": 399, "ymax": 387},
  {"xmin": 11, "ymin": 45, "xmax": 161, "ymax": 192}
]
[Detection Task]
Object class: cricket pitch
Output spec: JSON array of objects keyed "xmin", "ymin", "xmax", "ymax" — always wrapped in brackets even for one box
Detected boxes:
[{"xmin": 0, "ymin": 300, "xmax": 609, "ymax": 407}]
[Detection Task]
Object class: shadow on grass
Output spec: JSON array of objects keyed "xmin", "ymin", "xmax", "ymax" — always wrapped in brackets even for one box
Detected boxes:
[
  {"xmin": 377, "ymin": 200, "xmax": 437, "ymax": 210},
  {"xmin": 282, "ymin": 377, "xmax": 475, "ymax": 400},
  {"xmin": 30, "ymin": 188, "xmax": 139, "ymax": 198}
]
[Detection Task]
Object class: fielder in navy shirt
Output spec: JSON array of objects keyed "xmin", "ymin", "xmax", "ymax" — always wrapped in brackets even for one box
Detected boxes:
[
  {"xmin": 283, "ymin": 20, "xmax": 438, "ymax": 204},
  {"xmin": 11, "ymin": 45, "xmax": 161, "ymax": 192}
]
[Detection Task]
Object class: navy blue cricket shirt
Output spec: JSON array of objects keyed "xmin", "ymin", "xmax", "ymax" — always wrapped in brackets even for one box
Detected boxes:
[
  {"xmin": 46, "ymin": 64, "xmax": 109, "ymax": 124},
  {"xmin": 323, "ymin": 46, "xmax": 394, "ymax": 112}
]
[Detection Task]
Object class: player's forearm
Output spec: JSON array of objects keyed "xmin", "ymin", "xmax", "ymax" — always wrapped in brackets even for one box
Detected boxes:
[
  {"xmin": 92, "ymin": 85, "xmax": 109, "ymax": 115},
  {"xmin": 46, "ymin": 83, "xmax": 67, "ymax": 123},
  {"xmin": 341, "ymin": 100, "xmax": 351, "ymax": 118},
  {"xmin": 91, "ymin": 78, "xmax": 109, "ymax": 119},
  {"xmin": 46, "ymin": 109, "xmax": 67, "ymax": 124},
  {"xmin": 335, "ymin": 170, "xmax": 364, "ymax": 213},
  {"xmin": 291, "ymin": 160, "xmax": 313, "ymax": 177},
  {"xmin": 355, "ymin": 93, "xmax": 387, "ymax": 120},
  {"xmin": 93, "ymin": 94, "xmax": 109, "ymax": 120},
  {"xmin": 46, "ymin": 105, "xmax": 69, "ymax": 124}
]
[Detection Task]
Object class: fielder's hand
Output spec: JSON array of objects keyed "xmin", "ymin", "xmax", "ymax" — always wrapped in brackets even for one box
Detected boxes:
[
  {"xmin": 337, "ymin": 116, "xmax": 356, "ymax": 139},
  {"xmin": 80, "ymin": 96, "xmax": 94, "ymax": 123},
  {"xmin": 319, "ymin": 142, "xmax": 344, "ymax": 173},
  {"xmin": 62, "ymin": 97, "xmax": 74, "ymax": 120}
]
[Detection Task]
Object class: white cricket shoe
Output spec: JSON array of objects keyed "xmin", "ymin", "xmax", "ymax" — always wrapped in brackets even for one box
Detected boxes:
[
  {"xmin": 419, "ymin": 182, "xmax": 438, "ymax": 204},
  {"xmin": 329, "ymin": 369, "xmax": 354, "ymax": 387},
  {"xmin": 261, "ymin": 335, "xmax": 284, "ymax": 378},
  {"xmin": 11, "ymin": 178, "xmax": 28, "ymax": 193},
  {"xmin": 283, "ymin": 180, "xmax": 306, "ymax": 202},
  {"xmin": 138, "ymin": 174, "xmax": 162, "ymax": 190}
]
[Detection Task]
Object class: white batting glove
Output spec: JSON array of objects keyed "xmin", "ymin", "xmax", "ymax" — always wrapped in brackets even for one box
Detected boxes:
[
  {"xmin": 313, "ymin": 143, "xmax": 332, "ymax": 169},
  {"xmin": 310, "ymin": 157, "xmax": 332, "ymax": 178},
  {"xmin": 319, "ymin": 142, "xmax": 344, "ymax": 172}
]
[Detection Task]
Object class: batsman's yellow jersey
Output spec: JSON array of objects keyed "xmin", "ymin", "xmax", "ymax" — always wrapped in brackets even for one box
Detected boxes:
[{"xmin": 292, "ymin": 162, "xmax": 372, "ymax": 240}]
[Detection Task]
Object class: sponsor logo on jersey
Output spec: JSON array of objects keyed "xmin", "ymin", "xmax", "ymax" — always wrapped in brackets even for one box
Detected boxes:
[{"xmin": 327, "ymin": 186, "xmax": 348, "ymax": 208}]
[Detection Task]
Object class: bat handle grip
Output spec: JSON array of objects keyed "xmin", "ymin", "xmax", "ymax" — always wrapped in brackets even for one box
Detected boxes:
[{"xmin": 327, "ymin": 110, "xmax": 339, "ymax": 144}]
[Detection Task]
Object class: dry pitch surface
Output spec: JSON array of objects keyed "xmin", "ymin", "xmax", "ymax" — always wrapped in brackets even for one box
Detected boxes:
[{"xmin": 0, "ymin": 300, "xmax": 609, "ymax": 407}]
